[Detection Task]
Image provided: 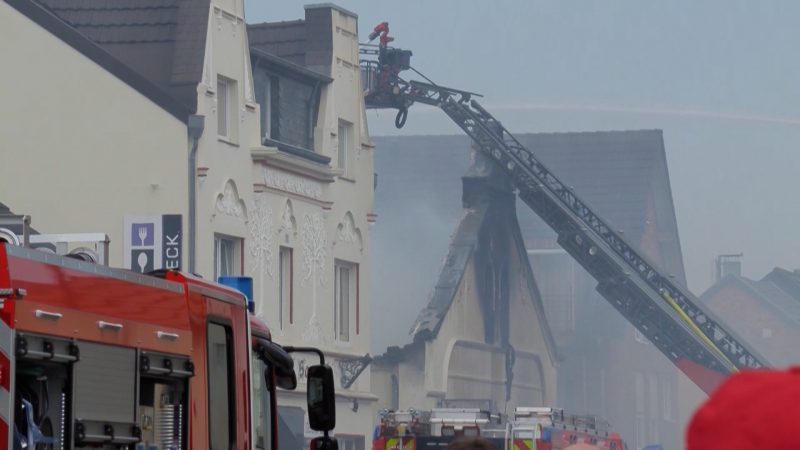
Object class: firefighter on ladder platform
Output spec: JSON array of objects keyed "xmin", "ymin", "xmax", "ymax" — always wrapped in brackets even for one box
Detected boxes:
[
  {"xmin": 366, "ymin": 22, "xmax": 413, "ymax": 127},
  {"xmin": 368, "ymin": 22, "xmax": 395, "ymax": 91}
]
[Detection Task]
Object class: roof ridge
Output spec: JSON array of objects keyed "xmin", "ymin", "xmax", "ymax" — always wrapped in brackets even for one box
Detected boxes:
[
  {"xmin": 48, "ymin": 6, "xmax": 179, "ymax": 12},
  {"xmin": 66, "ymin": 22, "xmax": 179, "ymax": 27},
  {"xmin": 247, "ymin": 19, "xmax": 305, "ymax": 27}
]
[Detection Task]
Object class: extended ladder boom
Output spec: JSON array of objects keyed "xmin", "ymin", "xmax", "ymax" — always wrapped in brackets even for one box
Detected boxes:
[{"xmin": 365, "ymin": 71, "xmax": 769, "ymax": 393}]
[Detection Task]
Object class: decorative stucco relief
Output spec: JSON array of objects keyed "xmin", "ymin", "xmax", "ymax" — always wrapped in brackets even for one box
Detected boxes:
[
  {"xmin": 263, "ymin": 167, "xmax": 323, "ymax": 200},
  {"xmin": 335, "ymin": 211, "xmax": 363, "ymax": 252},
  {"xmin": 300, "ymin": 213, "xmax": 327, "ymax": 342},
  {"xmin": 215, "ymin": 8, "xmax": 223, "ymax": 30},
  {"xmin": 215, "ymin": 179, "xmax": 246, "ymax": 218},
  {"xmin": 248, "ymin": 194, "xmax": 274, "ymax": 280},
  {"xmin": 278, "ymin": 200, "xmax": 297, "ymax": 243}
]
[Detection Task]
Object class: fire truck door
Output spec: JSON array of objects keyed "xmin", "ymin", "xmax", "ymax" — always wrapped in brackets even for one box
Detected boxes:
[{"xmin": 204, "ymin": 295, "xmax": 250, "ymax": 450}]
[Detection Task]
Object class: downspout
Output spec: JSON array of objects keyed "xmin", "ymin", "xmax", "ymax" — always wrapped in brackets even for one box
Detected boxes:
[{"xmin": 187, "ymin": 115, "xmax": 205, "ymax": 274}]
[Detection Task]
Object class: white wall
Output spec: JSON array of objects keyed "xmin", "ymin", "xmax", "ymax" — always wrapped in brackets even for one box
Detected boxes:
[
  {"xmin": 374, "ymin": 246, "xmax": 557, "ymax": 413},
  {"xmin": 192, "ymin": 2, "xmax": 378, "ymax": 442},
  {"xmin": 193, "ymin": 0, "xmax": 262, "ymax": 280},
  {"xmin": 0, "ymin": 2, "xmax": 188, "ymax": 266}
]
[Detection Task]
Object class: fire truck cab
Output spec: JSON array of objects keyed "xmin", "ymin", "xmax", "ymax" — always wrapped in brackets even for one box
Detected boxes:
[
  {"xmin": 508, "ymin": 407, "xmax": 627, "ymax": 450},
  {"xmin": 0, "ymin": 241, "xmax": 336, "ymax": 450},
  {"xmin": 373, "ymin": 409, "xmax": 500, "ymax": 450}
]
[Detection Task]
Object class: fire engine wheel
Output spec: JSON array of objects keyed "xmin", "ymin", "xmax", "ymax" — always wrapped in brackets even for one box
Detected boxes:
[{"xmin": 395, "ymin": 107, "xmax": 408, "ymax": 128}]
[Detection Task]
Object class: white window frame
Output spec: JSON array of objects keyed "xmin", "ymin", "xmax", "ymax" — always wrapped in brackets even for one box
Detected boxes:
[
  {"xmin": 633, "ymin": 371, "xmax": 650, "ymax": 449},
  {"xmin": 279, "ymin": 246, "xmax": 293, "ymax": 329},
  {"xmin": 217, "ymin": 75, "xmax": 238, "ymax": 142},
  {"xmin": 337, "ymin": 119, "xmax": 353, "ymax": 174},
  {"xmin": 334, "ymin": 260, "xmax": 357, "ymax": 342},
  {"xmin": 214, "ymin": 234, "xmax": 243, "ymax": 280}
]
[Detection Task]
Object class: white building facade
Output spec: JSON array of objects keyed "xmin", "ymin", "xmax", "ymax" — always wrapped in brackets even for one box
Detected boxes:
[{"xmin": 2, "ymin": 0, "xmax": 376, "ymax": 445}]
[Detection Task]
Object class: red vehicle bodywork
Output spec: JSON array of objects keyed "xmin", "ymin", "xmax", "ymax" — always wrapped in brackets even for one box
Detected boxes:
[{"xmin": 0, "ymin": 243, "xmax": 273, "ymax": 450}]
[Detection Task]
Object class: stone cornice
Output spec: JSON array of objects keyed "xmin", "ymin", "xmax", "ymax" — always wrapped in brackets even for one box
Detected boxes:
[{"xmin": 251, "ymin": 145, "xmax": 341, "ymax": 183}]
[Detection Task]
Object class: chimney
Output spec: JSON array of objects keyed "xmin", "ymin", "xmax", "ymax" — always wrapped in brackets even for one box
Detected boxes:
[
  {"xmin": 715, "ymin": 253, "xmax": 743, "ymax": 282},
  {"xmin": 304, "ymin": 3, "xmax": 359, "ymax": 77}
]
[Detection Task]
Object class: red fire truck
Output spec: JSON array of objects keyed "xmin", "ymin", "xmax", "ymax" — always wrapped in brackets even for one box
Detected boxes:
[
  {"xmin": 0, "ymin": 240, "xmax": 337, "ymax": 450},
  {"xmin": 372, "ymin": 408, "xmax": 629, "ymax": 450},
  {"xmin": 507, "ymin": 407, "xmax": 627, "ymax": 450}
]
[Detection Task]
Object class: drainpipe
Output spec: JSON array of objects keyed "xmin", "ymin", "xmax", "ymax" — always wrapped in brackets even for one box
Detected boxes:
[{"xmin": 187, "ymin": 115, "xmax": 205, "ymax": 274}]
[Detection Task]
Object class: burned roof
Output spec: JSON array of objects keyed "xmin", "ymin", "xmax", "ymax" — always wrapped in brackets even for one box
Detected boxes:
[
  {"xmin": 32, "ymin": 0, "xmax": 209, "ymax": 111},
  {"xmin": 371, "ymin": 130, "xmax": 687, "ymax": 352}
]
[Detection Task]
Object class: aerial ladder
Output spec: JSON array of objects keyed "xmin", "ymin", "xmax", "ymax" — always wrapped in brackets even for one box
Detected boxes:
[{"xmin": 360, "ymin": 23, "xmax": 769, "ymax": 394}]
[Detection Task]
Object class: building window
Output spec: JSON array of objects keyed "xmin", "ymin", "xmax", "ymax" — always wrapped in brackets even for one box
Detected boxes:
[
  {"xmin": 334, "ymin": 260, "xmax": 358, "ymax": 342},
  {"xmin": 634, "ymin": 372, "xmax": 645, "ymax": 450},
  {"xmin": 762, "ymin": 327, "xmax": 773, "ymax": 339},
  {"xmin": 217, "ymin": 75, "xmax": 237, "ymax": 141},
  {"xmin": 336, "ymin": 435, "xmax": 365, "ymax": 450},
  {"xmin": 662, "ymin": 378, "xmax": 674, "ymax": 421},
  {"xmin": 528, "ymin": 249, "xmax": 576, "ymax": 332},
  {"xmin": 279, "ymin": 247, "xmax": 293, "ymax": 328},
  {"xmin": 214, "ymin": 234, "xmax": 243, "ymax": 280},
  {"xmin": 256, "ymin": 73, "xmax": 280, "ymax": 142},
  {"xmin": 208, "ymin": 322, "xmax": 235, "ymax": 450},
  {"xmin": 338, "ymin": 119, "xmax": 353, "ymax": 173}
]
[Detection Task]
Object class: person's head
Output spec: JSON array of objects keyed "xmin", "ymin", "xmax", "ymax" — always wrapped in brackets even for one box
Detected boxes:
[
  {"xmin": 686, "ymin": 367, "xmax": 800, "ymax": 449},
  {"xmin": 444, "ymin": 438, "xmax": 497, "ymax": 450}
]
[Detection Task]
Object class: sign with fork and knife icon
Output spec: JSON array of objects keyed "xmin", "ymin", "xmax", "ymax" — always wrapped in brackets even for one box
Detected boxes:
[{"xmin": 123, "ymin": 215, "xmax": 182, "ymax": 273}]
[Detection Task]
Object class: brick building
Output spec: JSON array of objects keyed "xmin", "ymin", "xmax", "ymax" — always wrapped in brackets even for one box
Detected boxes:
[{"xmin": 701, "ymin": 268, "xmax": 800, "ymax": 368}]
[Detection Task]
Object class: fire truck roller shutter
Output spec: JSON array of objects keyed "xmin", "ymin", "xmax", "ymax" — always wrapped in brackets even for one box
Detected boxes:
[{"xmin": 73, "ymin": 342, "xmax": 139, "ymax": 445}]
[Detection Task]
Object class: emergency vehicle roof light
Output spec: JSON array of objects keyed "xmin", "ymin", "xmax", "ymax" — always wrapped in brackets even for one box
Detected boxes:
[{"xmin": 218, "ymin": 276, "xmax": 254, "ymax": 312}]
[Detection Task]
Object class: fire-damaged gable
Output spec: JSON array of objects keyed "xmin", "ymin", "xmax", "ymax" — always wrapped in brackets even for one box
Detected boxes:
[
  {"xmin": 371, "ymin": 130, "xmax": 690, "ymax": 449},
  {"xmin": 410, "ymin": 152, "xmax": 558, "ymax": 363},
  {"xmin": 373, "ymin": 150, "xmax": 558, "ymax": 413}
]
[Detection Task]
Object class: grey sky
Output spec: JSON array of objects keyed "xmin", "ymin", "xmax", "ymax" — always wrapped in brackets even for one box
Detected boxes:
[{"xmin": 246, "ymin": 0, "xmax": 800, "ymax": 294}]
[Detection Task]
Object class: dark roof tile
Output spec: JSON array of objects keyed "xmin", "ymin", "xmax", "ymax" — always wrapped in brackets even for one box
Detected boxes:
[
  {"xmin": 247, "ymin": 20, "xmax": 307, "ymax": 64},
  {"xmin": 35, "ymin": 0, "xmax": 207, "ymax": 111}
]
